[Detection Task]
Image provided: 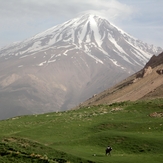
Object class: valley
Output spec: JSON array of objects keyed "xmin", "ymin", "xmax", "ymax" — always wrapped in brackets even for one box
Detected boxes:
[{"xmin": 0, "ymin": 99, "xmax": 163, "ymax": 162}]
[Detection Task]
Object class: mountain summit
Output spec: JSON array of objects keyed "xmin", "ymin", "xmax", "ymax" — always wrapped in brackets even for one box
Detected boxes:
[{"xmin": 0, "ymin": 14, "xmax": 162, "ymax": 119}]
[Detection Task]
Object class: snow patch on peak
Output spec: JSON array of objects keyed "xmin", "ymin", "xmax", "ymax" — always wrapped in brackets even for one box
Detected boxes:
[{"xmin": 88, "ymin": 15, "xmax": 102, "ymax": 47}]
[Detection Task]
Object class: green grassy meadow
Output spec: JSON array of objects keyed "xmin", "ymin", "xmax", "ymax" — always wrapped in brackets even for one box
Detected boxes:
[{"xmin": 0, "ymin": 99, "xmax": 163, "ymax": 162}]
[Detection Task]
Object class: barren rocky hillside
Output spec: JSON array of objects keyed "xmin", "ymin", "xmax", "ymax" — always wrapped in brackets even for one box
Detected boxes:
[{"xmin": 76, "ymin": 52, "xmax": 163, "ymax": 108}]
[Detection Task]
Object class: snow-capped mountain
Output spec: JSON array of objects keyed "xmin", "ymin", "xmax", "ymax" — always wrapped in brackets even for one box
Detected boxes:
[
  {"xmin": 0, "ymin": 14, "xmax": 162, "ymax": 119},
  {"xmin": 1, "ymin": 14, "xmax": 162, "ymax": 67}
]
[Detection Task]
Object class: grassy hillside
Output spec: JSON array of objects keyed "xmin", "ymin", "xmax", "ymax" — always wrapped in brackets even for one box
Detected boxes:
[{"xmin": 0, "ymin": 99, "xmax": 163, "ymax": 163}]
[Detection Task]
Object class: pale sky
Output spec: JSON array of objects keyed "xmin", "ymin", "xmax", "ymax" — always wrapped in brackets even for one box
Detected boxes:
[{"xmin": 0, "ymin": 0, "xmax": 163, "ymax": 48}]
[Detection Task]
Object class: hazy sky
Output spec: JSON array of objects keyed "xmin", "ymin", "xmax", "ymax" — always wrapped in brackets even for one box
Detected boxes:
[{"xmin": 0, "ymin": 0, "xmax": 162, "ymax": 48}]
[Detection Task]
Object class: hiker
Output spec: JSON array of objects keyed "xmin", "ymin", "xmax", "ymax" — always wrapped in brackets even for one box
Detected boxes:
[{"xmin": 105, "ymin": 146, "xmax": 112, "ymax": 156}]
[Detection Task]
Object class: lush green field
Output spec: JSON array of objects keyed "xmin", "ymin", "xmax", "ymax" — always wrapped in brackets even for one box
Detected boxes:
[{"xmin": 0, "ymin": 99, "xmax": 163, "ymax": 163}]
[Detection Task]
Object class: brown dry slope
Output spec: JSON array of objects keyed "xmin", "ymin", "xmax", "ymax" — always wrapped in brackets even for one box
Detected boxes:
[{"xmin": 76, "ymin": 52, "xmax": 163, "ymax": 107}]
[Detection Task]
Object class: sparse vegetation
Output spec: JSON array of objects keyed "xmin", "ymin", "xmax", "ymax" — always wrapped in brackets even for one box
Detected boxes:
[{"xmin": 0, "ymin": 99, "xmax": 163, "ymax": 162}]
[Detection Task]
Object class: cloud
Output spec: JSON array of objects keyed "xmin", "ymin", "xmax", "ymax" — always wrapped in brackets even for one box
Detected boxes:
[{"xmin": 0, "ymin": 0, "xmax": 135, "ymax": 22}]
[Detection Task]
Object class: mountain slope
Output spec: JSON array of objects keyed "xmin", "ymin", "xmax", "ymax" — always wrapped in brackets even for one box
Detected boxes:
[
  {"xmin": 77, "ymin": 52, "xmax": 163, "ymax": 108},
  {"xmin": 0, "ymin": 14, "xmax": 162, "ymax": 119}
]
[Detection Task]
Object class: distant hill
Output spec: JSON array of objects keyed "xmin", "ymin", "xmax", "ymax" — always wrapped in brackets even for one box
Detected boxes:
[{"xmin": 76, "ymin": 52, "xmax": 163, "ymax": 108}]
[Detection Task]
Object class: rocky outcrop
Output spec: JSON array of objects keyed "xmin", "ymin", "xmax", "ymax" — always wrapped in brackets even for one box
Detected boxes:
[
  {"xmin": 136, "ymin": 66, "xmax": 153, "ymax": 79},
  {"xmin": 150, "ymin": 112, "xmax": 163, "ymax": 117},
  {"xmin": 156, "ymin": 69, "xmax": 163, "ymax": 75},
  {"xmin": 142, "ymin": 66, "xmax": 153, "ymax": 77},
  {"xmin": 145, "ymin": 52, "xmax": 163, "ymax": 68}
]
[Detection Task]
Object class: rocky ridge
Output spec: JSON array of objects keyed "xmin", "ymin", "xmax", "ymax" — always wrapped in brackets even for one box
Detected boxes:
[{"xmin": 76, "ymin": 51, "xmax": 163, "ymax": 108}]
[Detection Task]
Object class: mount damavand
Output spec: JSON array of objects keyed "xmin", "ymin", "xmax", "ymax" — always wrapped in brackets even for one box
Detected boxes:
[{"xmin": 0, "ymin": 14, "xmax": 162, "ymax": 119}]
